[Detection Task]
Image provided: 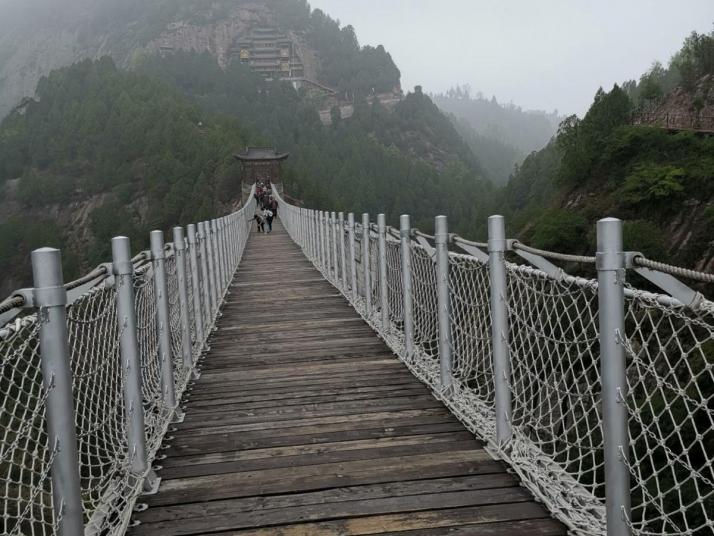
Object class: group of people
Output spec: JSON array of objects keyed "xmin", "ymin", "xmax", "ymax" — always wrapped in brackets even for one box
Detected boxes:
[{"xmin": 253, "ymin": 182, "xmax": 279, "ymax": 233}]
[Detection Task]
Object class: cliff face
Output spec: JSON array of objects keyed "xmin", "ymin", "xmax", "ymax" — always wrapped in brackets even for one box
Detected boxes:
[{"xmin": 0, "ymin": 0, "xmax": 320, "ymax": 118}]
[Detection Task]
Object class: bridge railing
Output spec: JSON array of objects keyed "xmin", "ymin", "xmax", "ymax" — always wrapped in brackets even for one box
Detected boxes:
[
  {"xmin": 275, "ymin": 191, "xmax": 713, "ymax": 536},
  {"xmin": 0, "ymin": 190, "xmax": 255, "ymax": 536}
]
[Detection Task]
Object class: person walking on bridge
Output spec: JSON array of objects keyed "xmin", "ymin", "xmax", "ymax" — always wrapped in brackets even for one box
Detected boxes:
[
  {"xmin": 263, "ymin": 206, "xmax": 275, "ymax": 233},
  {"xmin": 268, "ymin": 196, "xmax": 278, "ymax": 218}
]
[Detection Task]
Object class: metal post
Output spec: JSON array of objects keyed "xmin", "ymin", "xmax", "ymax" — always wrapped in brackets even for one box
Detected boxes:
[
  {"xmin": 150, "ymin": 230, "xmax": 177, "ymax": 411},
  {"xmin": 400, "ymin": 215, "xmax": 415, "ymax": 358},
  {"xmin": 205, "ymin": 221, "xmax": 218, "ymax": 312},
  {"xmin": 339, "ymin": 212, "xmax": 347, "ymax": 292},
  {"xmin": 378, "ymin": 214, "xmax": 389, "ymax": 331},
  {"xmin": 362, "ymin": 213, "xmax": 372, "ymax": 314},
  {"xmin": 221, "ymin": 218, "xmax": 230, "ymax": 285},
  {"xmin": 325, "ymin": 211, "xmax": 331, "ymax": 275},
  {"xmin": 348, "ymin": 213, "xmax": 358, "ymax": 303},
  {"xmin": 317, "ymin": 211, "xmax": 323, "ymax": 268},
  {"xmin": 596, "ymin": 217, "xmax": 631, "ymax": 536},
  {"xmin": 215, "ymin": 219, "xmax": 224, "ymax": 289},
  {"xmin": 197, "ymin": 221, "xmax": 213, "ymax": 324},
  {"xmin": 435, "ymin": 215, "xmax": 452, "ymax": 390},
  {"xmin": 172, "ymin": 227, "xmax": 193, "ymax": 372},
  {"xmin": 112, "ymin": 237, "xmax": 160, "ymax": 492},
  {"xmin": 31, "ymin": 248, "xmax": 84, "ymax": 536},
  {"xmin": 331, "ymin": 211, "xmax": 338, "ymax": 282},
  {"xmin": 211, "ymin": 220, "xmax": 224, "ymax": 298},
  {"xmin": 488, "ymin": 215, "xmax": 512, "ymax": 444},
  {"xmin": 186, "ymin": 224, "xmax": 205, "ymax": 349},
  {"xmin": 321, "ymin": 211, "xmax": 327, "ymax": 271}
]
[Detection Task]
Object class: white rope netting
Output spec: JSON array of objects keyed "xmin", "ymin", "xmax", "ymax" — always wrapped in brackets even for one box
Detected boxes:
[
  {"xmin": 0, "ymin": 193, "xmax": 256, "ymax": 535},
  {"xmin": 276, "ymin": 192, "xmax": 713, "ymax": 536}
]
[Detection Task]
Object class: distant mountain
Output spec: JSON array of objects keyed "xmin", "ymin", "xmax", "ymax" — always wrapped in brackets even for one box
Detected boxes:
[
  {"xmin": 0, "ymin": 0, "xmax": 402, "ymax": 119},
  {"xmin": 431, "ymin": 87, "xmax": 561, "ymax": 184},
  {"xmin": 432, "ymin": 86, "xmax": 561, "ymax": 151}
]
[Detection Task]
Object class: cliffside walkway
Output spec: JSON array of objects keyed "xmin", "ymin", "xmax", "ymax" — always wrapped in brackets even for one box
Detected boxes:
[{"xmin": 127, "ymin": 221, "xmax": 565, "ymax": 535}]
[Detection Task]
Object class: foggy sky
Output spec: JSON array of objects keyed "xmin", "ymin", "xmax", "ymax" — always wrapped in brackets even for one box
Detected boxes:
[{"xmin": 309, "ymin": 0, "xmax": 714, "ymax": 116}]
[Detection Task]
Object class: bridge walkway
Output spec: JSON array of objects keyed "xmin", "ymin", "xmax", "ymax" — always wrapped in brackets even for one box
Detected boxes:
[{"xmin": 128, "ymin": 221, "xmax": 565, "ymax": 535}]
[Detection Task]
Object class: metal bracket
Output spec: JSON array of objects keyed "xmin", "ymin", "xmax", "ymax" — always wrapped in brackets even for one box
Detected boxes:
[
  {"xmin": 454, "ymin": 242, "xmax": 489, "ymax": 263},
  {"xmin": 13, "ymin": 288, "xmax": 36, "ymax": 308},
  {"xmin": 625, "ymin": 252, "xmax": 703, "ymax": 309},
  {"xmin": 511, "ymin": 242, "xmax": 565, "ymax": 281},
  {"xmin": 141, "ymin": 469, "xmax": 161, "ymax": 495},
  {"xmin": 415, "ymin": 235, "xmax": 435, "ymax": 256}
]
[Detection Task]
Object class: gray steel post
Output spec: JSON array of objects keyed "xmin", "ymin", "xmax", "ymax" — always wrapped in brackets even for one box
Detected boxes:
[
  {"xmin": 197, "ymin": 222, "xmax": 213, "ymax": 325},
  {"xmin": 488, "ymin": 215, "xmax": 512, "ymax": 443},
  {"xmin": 331, "ymin": 211, "xmax": 339, "ymax": 281},
  {"xmin": 321, "ymin": 211, "xmax": 327, "ymax": 271},
  {"xmin": 222, "ymin": 217, "xmax": 231, "ymax": 283},
  {"xmin": 325, "ymin": 211, "xmax": 331, "ymax": 274},
  {"xmin": 186, "ymin": 225, "xmax": 205, "ymax": 349},
  {"xmin": 150, "ymin": 230, "xmax": 177, "ymax": 410},
  {"xmin": 221, "ymin": 218, "xmax": 230, "ymax": 285},
  {"xmin": 112, "ymin": 237, "xmax": 160, "ymax": 492},
  {"xmin": 400, "ymin": 215, "xmax": 415, "ymax": 358},
  {"xmin": 339, "ymin": 212, "xmax": 347, "ymax": 292},
  {"xmin": 362, "ymin": 213, "xmax": 372, "ymax": 314},
  {"xmin": 348, "ymin": 213, "xmax": 358, "ymax": 303},
  {"xmin": 211, "ymin": 220, "xmax": 224, "ymax": 298},
  {"xmin": 308, "ymin": 211, "xmax": 313, "ymax": 258},
  {"xmin": 215, "ymin": 219, "xmax": 225, "ymax": 289},
  {"xmin": 112, "ymin": 237, "xmax": 149, "ymax": 473},
  {"xmin": 204, "ymin": 221, "xmax": 218, "ymax": 313},
  {"xmin": 315, "ymin": 211, "xmax": 321, "ymax": 266},
  {"xmin": 172, "ymin": 227, "xmax": 193, "ymax": 372},
  {"xmin": 377, "ymin": 214, "xmax": 389, "ymax": 331},
  {"xmin": 225, "ymin": 214, "xmax": 236, "ymax": 270},
  {"xmin": 314, "ymin": 210, "xmax": 319, "ymax": 262},
  {"xmin": 596, "ymin": 217, "xmax": 631, "ymax": 536},
  {"xmin": 316, "ymin": 211, "xmax": 323, "ymax": 267},
  {"xmin": 435, "ymin": 215, "xmax": 452, "ymax": 390},
  {"xmin": 31, "ymin": 248, "xmax": 84, "ymax": 536}
]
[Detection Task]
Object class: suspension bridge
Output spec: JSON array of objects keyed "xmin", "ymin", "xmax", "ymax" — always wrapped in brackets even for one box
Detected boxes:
[{"xmin": 1, "ymin": 185, "xmax": 712, "ymax": 536}]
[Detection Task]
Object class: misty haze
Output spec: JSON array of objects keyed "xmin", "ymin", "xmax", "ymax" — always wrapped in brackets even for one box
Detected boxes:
[{"xmin": 0, "ymin": 2, "xmax": 713, "ymax": 536}]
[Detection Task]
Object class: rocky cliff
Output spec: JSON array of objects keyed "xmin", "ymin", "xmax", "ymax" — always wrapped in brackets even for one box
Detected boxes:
[{"xmin": 0, "ymin": 0, "xmax": 321, "ymax": 118}]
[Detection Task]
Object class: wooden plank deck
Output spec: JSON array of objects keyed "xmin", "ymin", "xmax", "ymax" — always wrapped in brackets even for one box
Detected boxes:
[{"xmin": 128, "ymin": 220, "xmax": 565, "ymax": 536}]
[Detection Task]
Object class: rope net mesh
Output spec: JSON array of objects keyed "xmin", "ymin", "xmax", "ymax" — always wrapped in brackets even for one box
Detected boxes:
[
  {"xmin": 0, "ymin": 318, "xmax": 55, "ymax": 536},
  {"xmin": 0, "ymin": 193, "xmax": 256, "ymax": 535},
  {"xmin": 275, "ymin": 193, "xmax": 714, "ymax": 536},
  {"xmin": 623, "ymin": 293, "xmax": 713, "ymax": 535}
]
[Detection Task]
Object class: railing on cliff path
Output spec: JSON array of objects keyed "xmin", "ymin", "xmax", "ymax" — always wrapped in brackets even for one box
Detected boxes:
[
  {"xmin": 274, "ymin": 188, "xmax": 714, "ymax": 536},
  {"xmin": 0, "ymin": 189, "xmax": 256, "ymax": 536},
  {"xmin": 1, "ymin": 181, "xmax": 712, "ymax": 536},
  {"xmin": 631, "ymin": 111, "xmax": 714, "ymax": 133}
]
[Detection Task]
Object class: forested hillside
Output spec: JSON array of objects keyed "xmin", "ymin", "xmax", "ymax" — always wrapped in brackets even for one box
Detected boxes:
[
  {"xmin": 501, "ymin": 30, "xmax": 714, "ymax": 271},
  {"xmin": 0, "ymin": 58, "xmax": 253, "ymax": 290},
  {"xmin": 0, "ymin": 52, "xmax": 492, "ymax": 293},
  {"xmin": 432, "ymin": 86, "xmax": 561, "ymax": 184},
  {"xmin": 0, "ymin": 0, "xmax": 711, "ymax": 294},
  {"xmin": 135, "ymin": 52, "xmax": 494, "ymax": 237}
]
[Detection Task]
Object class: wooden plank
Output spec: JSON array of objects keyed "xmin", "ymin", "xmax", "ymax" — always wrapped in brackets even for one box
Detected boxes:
[
  {"xmin": 127, "ymin": 220, "xmax": 563, "ymax": 535},
  {"xmin": 165, "ymin": 421, "xmax": 467, "ymax": 457},
  {"xmin": 131, "ymin": 486, "xmax": 533, "ymax": 535},
  {"xmin": 197, "ymin": 503, "xmax": 556, "ymax": 536},
  {"xmin": 134, "ymin": 474, "xmax": 518, "ymax": 525},
  {"xmin": 144, "ymin": 450, "xmax": 498, "ymax": 506}
]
